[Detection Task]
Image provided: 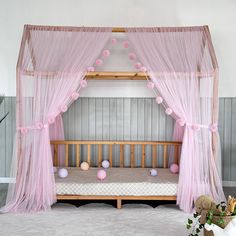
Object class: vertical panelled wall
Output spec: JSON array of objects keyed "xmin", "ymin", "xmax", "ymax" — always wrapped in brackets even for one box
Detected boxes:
[
  {"xmin": 62, "ymin": 98, "xmax": 174, "ymax": 167},
  {"xmin": 0, "ymin": 97, "xmax": 236, "ymax": 182}
]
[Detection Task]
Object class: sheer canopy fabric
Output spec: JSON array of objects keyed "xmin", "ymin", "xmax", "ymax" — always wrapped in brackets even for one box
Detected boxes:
[
  {"xmin": 0, "ymin": 26, "xmax": 112, "ymax": 213},
  {"xmin": 126, "ymin": 26, "xmax": 225, "ymax": 212},
  {"xmin": 1, "ymin": 25, "xmax": 224, "ymax": 213}
]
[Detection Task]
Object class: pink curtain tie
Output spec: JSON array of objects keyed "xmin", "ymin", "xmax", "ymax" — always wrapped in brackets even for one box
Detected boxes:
[
  {"xmin": 17, "ymin": 123, "xmax": 49, "ymax": 134},
  {"xmin": 185, "ymin": 122, "xmax": 218, "ymax": 132}
]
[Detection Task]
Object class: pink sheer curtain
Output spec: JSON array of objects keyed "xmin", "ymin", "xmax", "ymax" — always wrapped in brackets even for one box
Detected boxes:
[
  {"xmin": 0, "ymin": 25, "xmax": 112, "ymax": 213},
  {"xmin": 126, "ymin": 26, "xmax": 225, "ymax": 212}
]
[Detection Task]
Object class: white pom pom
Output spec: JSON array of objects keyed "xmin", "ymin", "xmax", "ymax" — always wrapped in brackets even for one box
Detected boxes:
[
  {"xmin": 58, "ymin": 168, "xmax": 68, "ymax": 178},
  {"xmin": 80, "ymin": 162, "xmax": 89, "ymax": 171}
]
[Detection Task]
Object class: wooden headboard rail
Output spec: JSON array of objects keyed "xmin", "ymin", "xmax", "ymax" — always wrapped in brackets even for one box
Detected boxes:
[{"xmin": 50, "ymin": 140, "xmax": 182, "ymax": 168}]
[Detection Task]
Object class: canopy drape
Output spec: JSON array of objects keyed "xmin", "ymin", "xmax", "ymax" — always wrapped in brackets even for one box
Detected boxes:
[
  {"xmin": 0, "ymin": 26, "xmax": 112, "ymax": 212},
  {"xmin": 0, "ymin": 25, "xmax": 224, "ymax": 213},
  {"xmin": 126, "ymin": 26, "xmax": 225, "ymax": 212}
]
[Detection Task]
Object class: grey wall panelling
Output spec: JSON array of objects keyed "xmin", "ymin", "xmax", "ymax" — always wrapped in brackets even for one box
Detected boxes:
[{"xmin": 0, "ymin": 97, "xmax": 236, "ymax": 182}]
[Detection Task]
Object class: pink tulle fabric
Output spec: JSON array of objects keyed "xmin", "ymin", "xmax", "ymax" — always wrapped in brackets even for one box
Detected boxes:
[
  {"xmin": 126, "ymin": 26, "xmax": 225, "ymax": 212},
  {"xmin": 0, "ymin": 25, "xmax": 112, "ymax": 213}
]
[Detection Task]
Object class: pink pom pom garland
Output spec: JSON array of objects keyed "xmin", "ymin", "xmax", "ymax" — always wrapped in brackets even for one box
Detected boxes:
[
  {"xmin": 177, "ymin": 118, "xmax": 186, "ymax": 127},
  {"xmin": 111, "ymin": 38, "xmax": 117, "ymax": 44},
  {"xmin": 147, "ymin": 81, "xmax": 155, "ymax": 89},
  {"xmin": 123, "ymin": 41, "xmax": 130, "ymax": 48},
  {"xmin": 71, "ymin": 92, "xmax": 80, "ymax": 100},
  {"xmin": 60, "ymin": 105, "xmax": 68, "ymax": 113},
  {"xmin": 97, "ymin": 169, "xmax": 106, "ymax": 180},
  {"xmin": 36, "ymin": 122, "xmax": 44, "ymax": 129},
  {"xmin": 48, "ymin": 116, "xmax": 55, "ymax": 124},
  {"xmin": 140, "ymin": 66, "xmax": 147, "ymax": 72},
  {"xmin": 210, "ymin": 123, "xmax": 218, "ymax": 132},
  {"xmin": 20, "ymin": 127, "xmax": 28, "ymax": 135},
  {"xmin": 128, "ymin": 52, "xmax": 136, "ymax": 60},
  {"xmin": 155, "ymin": 96, "xmax": 163, "ymax": 104},
  {"xmin": 134, "ymin": 62, "xmax": 142, "ymax": 69},
  {"xmin": 102, "ymin": 49, "xmax": 110, "ymax": 58},
  {"xmin": 170, "ymin": 164, "xmax": 179, "ymax": 174},
  {"xmin": 192, "ymin": 124, "xmax": 201, "ymax": 132},
  {"xmin": 165, "ymin": 108, "xmax": 173, "ymax": 115},
  {"xmin": 87, "ymin": 66, "xmax": 95, "ymax": 72},
  {"xmin": 80, "ymin": 80, "xmax": 87, "ymax": 88},
  {"xmin": 95, "ymin": 59, "xmax": 103, "ymax": 66}
]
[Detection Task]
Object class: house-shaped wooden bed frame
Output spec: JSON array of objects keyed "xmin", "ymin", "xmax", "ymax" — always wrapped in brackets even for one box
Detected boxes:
[{"xmin": 12, "ymin": 25, "xmax": 222, "ymax": 212}]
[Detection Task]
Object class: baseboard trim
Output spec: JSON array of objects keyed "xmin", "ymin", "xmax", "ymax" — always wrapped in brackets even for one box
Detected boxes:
[
  {"xmin": 0, "ymin": 177, "xmax": 15, "ymax": 183},
  {"xmin": 223, "ymin": 181, "xmax": 236, "ymax": 187}
]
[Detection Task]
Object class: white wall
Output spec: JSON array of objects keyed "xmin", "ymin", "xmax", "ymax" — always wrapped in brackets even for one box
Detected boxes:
[{"xmin": 0, "ymin": 0, "xmax": 235, "ymax": 97}]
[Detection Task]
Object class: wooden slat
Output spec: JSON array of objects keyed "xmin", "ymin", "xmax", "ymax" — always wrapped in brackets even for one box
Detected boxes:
[
  {"xmin": 109, "ymin": 144, "xmax": 113, "ymax": 167},
  {"xmin": 130, "ymin": 144, "xmax": 135, "ymax": 168},
  {"xmin": 163, "ymin": 145, "xmax": 168, "ymax": 168},
  {"xmin": 174, "ymin": 145, "xmax": 179, "ymax": 164},
  {"xmin": 87, "ymin": 144, "xmax": 91, "ymax": 165},
  {"xmin": 120, "ymin": 144, "xmax": 124, "ymax": 167},
  {"xmin": 76, "ymin": 144, "xmax": 80, "ymax": 167},
  {"xmin": 65, "ymin": 144, "xmax": 69, "ymax": 167},
  {"xmin": 98, "ymin": 144, "xmax": 102, "ymax": 167},
  {"xmin": 141, "ymin": 144, "xmax": 145, "ymax": 168},
  {"xmin": 152, "ymin": 145, "xmax": 157, "ymax": 168},
  {"xmin": 54, "ymin": 144, "xmax": 58, "ymax": 166}
]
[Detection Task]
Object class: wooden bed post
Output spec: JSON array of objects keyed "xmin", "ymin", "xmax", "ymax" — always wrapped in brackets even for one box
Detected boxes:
[
  {"xmin": 16, "ymin": 25, "xmax": 29, "ymax": 168},
  {"xmin": 117, "ymin": 199, "xmax": 122, "ymax": 209},
  {"xmin": 204, "ymin": 26, "xmax": 219, "ymax": 161}
]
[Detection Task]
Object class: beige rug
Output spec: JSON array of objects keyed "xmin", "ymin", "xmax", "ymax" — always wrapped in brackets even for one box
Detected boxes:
[{"xmin": 0, "ymin": 203, "xmax": 195, "ymax": 236}]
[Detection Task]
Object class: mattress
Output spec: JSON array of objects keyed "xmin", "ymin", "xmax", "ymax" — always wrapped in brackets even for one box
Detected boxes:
[{"xmin": 55, "ymin": 167, "xmax": 178, "ymax": 196}]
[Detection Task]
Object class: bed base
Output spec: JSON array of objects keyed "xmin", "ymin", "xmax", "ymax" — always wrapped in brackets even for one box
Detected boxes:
[
  {"xmin": 52, "ymin": 140, "xmax": 181, "ymax": 208},
  {"xmin": 57, "ymin": 195, "xmax": 177, "ymax": 209}
]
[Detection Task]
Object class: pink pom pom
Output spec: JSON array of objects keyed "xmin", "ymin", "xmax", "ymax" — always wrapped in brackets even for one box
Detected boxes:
[
  {"xmin": 36, "ymin": 122, "xmax": 44, "ymax": 129},
  {"xmin": 95, "ymin": 59, "xmax": 103, "ymax": 66},
  {"xmin": 155, "ymin": 96, "xmax": 163, "ymax": 104},
  {"xmin": 60, "ymin": 105, "xmax": 68, "ymax": 113},
  {"xmin": 192, "ymin": 124, "xmax": 200, "ymax": 132},
  {"xmin": 140, "ymin": 66, "xmax": 147, "ymax": 72},
  {"xmin": 48, "ymin": 116, "xmax": 55, "ymax": 124},
  {"xmin": 177, "ymin": 118, "xmax": 186, "ymax": 127},
  {"xmin": 210, "ymin": 123, "xmax": 218, "ymax": 132},
  {"xmin": 80, "ymin": 80, "xmax": 87, "ymax": 88},
  {"xmin": 111, "ymin": 38, "xmax": 117, "ymax": 44},
  {"xmin": 134, "ymin": 62, "xmax": 142, "ymax": 69},
  {"xmin": 87, "ymin": 66, "xmax": 95, "ymax": 72},
  {"xmin": 71, "ymin": 92, "xmax": 80, "ymax": 100},
  {"xmin": 102, "ymin": 49, "xmax": 110, "ymax": 58},
  {"xmin": 147, "ymin": 81, "xmax": 155, "ymax": 89},
  {"xmin": 123, "ymin": 41, "xmax": 129, "ymax": 48},
  {"xmin": 170, "ymin": 164, "xmax": 179, "ymax": 174},
  {"xmin": 21, "ymin": 127, "xmax": 28, "ymax": 134},
  {"xmin": 97, "ymin": 169, "xmax": 106, "ymax": 180},
  {"xmin": 128, "ymin": 52, "xmax": 136, "ymax": 60},
  {"xmin": 165, "ymin": 108, "xmax": 173, "ymax": 115}
]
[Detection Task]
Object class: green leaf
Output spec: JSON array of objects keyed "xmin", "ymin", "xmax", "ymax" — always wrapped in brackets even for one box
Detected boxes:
[
  {"xmin": 196, "ymin": 228, "xmax": 200, "ymax": 233},
  {"xmin": 188, "ymin": 219, "xmax": 193, "ymax": 224},
  {"xmin": 218, "ymin": 219, "xmax": 224, "ymax": 225},
  {"xmin": 207, "ymin": 219, "xmax": 212, "ymax": 225},
  {"xmin": 186, "ymin": 224, "xmax": 191, "ymax": 229},
  {"xmin": 193, "ymin": 213, "xmax": 198, "ymax": 218}
]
